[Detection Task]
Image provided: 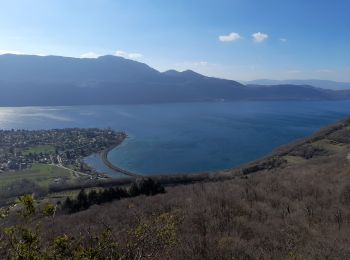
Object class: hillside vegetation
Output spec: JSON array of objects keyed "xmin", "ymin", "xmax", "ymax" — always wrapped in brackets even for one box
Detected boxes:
[{"xmin": 1, "ymin": 117, "xmax": 350, "ymax": 259}]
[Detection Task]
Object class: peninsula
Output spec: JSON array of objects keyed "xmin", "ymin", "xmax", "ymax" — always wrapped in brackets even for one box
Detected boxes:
[{"xmin": 0, "ymin": 128, "xmax": 126, "ymax": 177}]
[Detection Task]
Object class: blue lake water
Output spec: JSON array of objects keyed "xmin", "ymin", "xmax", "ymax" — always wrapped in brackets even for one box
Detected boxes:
[{"xmin": 0, "ymin": 101, "xmax": 349, "ymax": 177}]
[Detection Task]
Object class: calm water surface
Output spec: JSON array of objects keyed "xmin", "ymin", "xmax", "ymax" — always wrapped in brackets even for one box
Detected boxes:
[{"xmin": 0, "ymin": 101, "xmax": 349, "ymax": 177}]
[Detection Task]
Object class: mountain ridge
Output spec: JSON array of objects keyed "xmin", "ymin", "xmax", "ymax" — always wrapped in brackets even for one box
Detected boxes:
[
  {"xmin": 245, "ymin": 79, "xmax": 350, "ymax": 90},
  {"xmin": 0, "ymin": 54, "xmax": 350, "ymax": 106}
]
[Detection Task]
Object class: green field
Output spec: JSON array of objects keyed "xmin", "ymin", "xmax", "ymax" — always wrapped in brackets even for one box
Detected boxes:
[
  {"xmin": 22, "ymin": 145, "xmax": 56, "ymax": 155},
  {"xmin": 0, "ymin": 163, "xmax": 77, "ymax": 189},
  {"xmin": 311, "ymin": 139, "xmax": 345, "ymax": 153},
  {"xmin": 282, "ymin": 155, "xmax": 307, "ymax": 165},
  {"xmin": 46, "ymin": 187, "xmax": 103, "ymax": 202}
]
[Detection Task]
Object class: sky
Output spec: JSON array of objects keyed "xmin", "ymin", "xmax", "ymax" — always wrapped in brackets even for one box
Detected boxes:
[{"xmin": 0, "ymin": 0, "xmax": 350, "ymax": 81}]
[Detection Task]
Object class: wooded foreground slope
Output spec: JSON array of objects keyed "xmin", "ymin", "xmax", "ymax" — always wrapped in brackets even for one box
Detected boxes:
[{"xmin": 1, "ymin": 117, "xmax": 350, "ymax": 259}]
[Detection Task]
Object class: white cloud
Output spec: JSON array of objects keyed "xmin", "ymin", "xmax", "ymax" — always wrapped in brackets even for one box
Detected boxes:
[
  {"xmin": 0, "ymin": 49, "xmax": 25, "ymax": 55},
  {"xmin": 192, "ymin": 61, "xmax": 209, "ymax": 66},
  {"xmin": 315, "ymin": 69, "xmax": 332, "ymax": 73},
  {"xmin": 115, "ymin": 50, "xmax": 143, "ymax": 60},
  {"xmin": 0, "ymin": 50, "xmax": 48, "ymax": 56},
  {"xmin": 219, "ymin": 32, "xmax": 241, "ymax": 42},
  {"xmin": 128, "ymin": 53, "xmax": 143, "ymax": 59},
  {"xmin": 286, "ymin": 70, "xmax": 301, "ymax": 74},
  {"xmin": 252, "ymin": 32, "xmax": 268, "ymax": 43},
  {"xmin": 279, "ymin": 38, "xmax": 287, "ymax": 42},
  {"xmin": 80, "ymin": 52, "xmax": 100, "ymax": 59},
  {"xmin": 174, "ymin": 61, "xmax": 213, "ymax": 68}
]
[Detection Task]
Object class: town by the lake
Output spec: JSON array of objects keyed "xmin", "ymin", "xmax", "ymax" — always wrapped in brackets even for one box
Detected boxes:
[{"xmin": 0, "ymin": 128, "xmax": 126, "ymax": 176}]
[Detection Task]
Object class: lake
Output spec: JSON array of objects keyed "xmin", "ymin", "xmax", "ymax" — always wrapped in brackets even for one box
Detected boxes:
[{"xmin": 0, "ymin": 101, "xmax": 349, "ymax": 177}]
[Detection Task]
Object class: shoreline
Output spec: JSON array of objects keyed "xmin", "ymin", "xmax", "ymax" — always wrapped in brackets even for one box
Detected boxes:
[
  {"xmin": 100, "ymin": 137, "xmax": 143, "ymax": 178},
  {"xmin": 97, "ymin": 116, "xmax": 350, "ymax": 182},
  {"xmin": 48, "ymin": 116, "xmax": 350, "ymax": 194}
]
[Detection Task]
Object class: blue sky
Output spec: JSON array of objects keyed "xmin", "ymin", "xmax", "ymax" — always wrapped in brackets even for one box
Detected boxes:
[{"xmin": 0, "ymin": 0, "xmax": 349, "ymax": 81}]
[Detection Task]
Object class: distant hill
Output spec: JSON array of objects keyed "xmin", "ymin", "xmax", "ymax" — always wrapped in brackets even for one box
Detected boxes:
[
  {"xmin": 245, "ymin": 79, "xmax": 350, "ymax": 90},
  {"xmin": 0, "ymin": 54, "xmax": 350, "ymax": 106}
]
